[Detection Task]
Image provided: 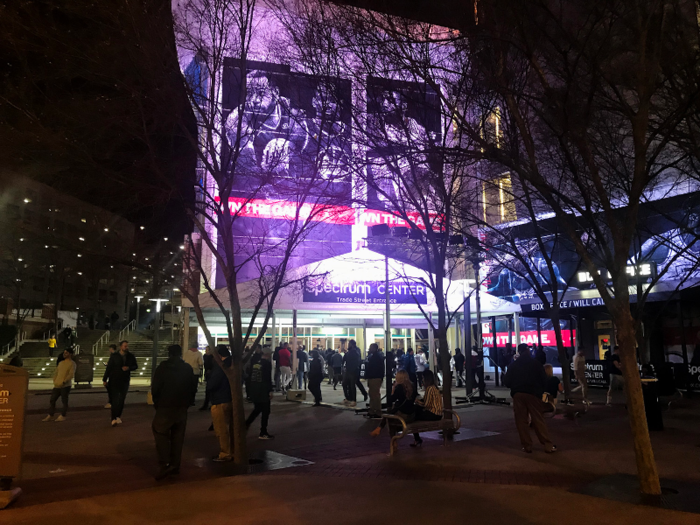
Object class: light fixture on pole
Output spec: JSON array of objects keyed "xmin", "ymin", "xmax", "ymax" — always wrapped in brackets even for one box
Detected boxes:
[
  {"xmin": 134, "ymin": 295, "xmax": 144, "ymax": 329},
  {"xmin": 149, "ymin": 298, "xmax": 168, "ymax": 381}
]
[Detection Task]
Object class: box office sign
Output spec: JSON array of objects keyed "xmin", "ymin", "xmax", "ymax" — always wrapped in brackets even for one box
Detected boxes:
[
  {"xmin": 569, "ymin": 360, "xmax": 609, "ymax": 387},
  {"xmin": 303, "ymin": 279, "xmax": 428, "ymax": 305},
  {"xmin": 0, "ymin": 365, "xmax": 29, "ymax": 478}
]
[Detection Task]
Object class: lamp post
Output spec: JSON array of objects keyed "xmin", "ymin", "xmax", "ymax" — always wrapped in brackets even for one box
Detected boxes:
[
  {"xmin": 134, "ymin": 295, "xmax": 144, "ymax": 329},
  {"xmin": 149, "ymin": 298, "xmax": 168, "ymax": 381}
]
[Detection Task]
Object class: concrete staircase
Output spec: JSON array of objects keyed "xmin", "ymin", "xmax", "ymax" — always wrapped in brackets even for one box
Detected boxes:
[{"xmin": 19, "ymin": 329, "xmax": 176, "ymax": 380}]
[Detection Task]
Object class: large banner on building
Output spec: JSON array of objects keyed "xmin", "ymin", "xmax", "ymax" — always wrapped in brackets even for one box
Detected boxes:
[
  {"xmin": 365, "ymin": 77, "xmax": 442, "ymax": 214},
  {"xmin": 219, "ymin": 60, "xmax": 354, "ymax": 283}
]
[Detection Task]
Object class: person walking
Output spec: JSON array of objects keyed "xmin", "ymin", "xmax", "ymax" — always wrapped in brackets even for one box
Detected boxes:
[
  {"xmin": 278, "ymin": 343, "xmax": 292, "ymax": 393},
  {"xmin": 42, "ymin": 348, "xmax": 76, "ymax": 422},
  {"xmin": 606, "ymin": 346, "xmax": 624, "ymax": 406},
  {"xmin": 471, "ymin": 346, "xmax": 486, "ymax": 397},
  {"xmin": 48, "ymin": 333, "xmax": 57, "ymax": 358},
  {"xmin": 200, "ymin": 346, "xmax": 214, "ymax": 410},
  {"xmin": 104, "ymin": 344, "xmax": 117, "ymax": 409},
  {"xmin": 208, "ymin": 345, "xmax": 234, "ymax": 461},
  {"xmin": 572, "ymin": 349, "xmax": 589, "ymax": 402},
  {"xmin": 453, "ymin": 348, "xmax": 465, "ymax": 388},
  {"xmin": 103, "ymin": 340, "xmax": 137, "ymax": 427},
  {"xmin": 342, "ymin": 342, "xmax": 361, "ymax": 407},
  {"xmin": 403, "ymin": 347, "xmax": 418, "ymax": 388},
  {"xmin": 296, "ymin": 346, "xmax": 309, "ymax": 390},
  {"xmin": 151, "ymin": 345, "xmax": 195, "ymax": 480},
  {"xmin": 183, "ymin": 346, "xmax": 204, "ymax": 406},
  {"xmin": 62, "ymin": 325, "xmax": 73, "ymax": 347},
  {"xmin": 503, "ymin": 343, "xmax": 557, "ymax": 454},
  {"xmin": 308, "ymin": 350, "xmax": 324, "ymax": 406},
  {"xmin": 330, "ymin": 350, "xmax": 343, "ymax": 389},
  {"xmin": 246, "ymin": 347, "xmax": 275, "ymax": 439},
  {"xmin": 348, "ymin": 340, "xmax": 368, "ymax": 402},
  {"xmin": 325, "ymin": 349, "xmax": 335, "ymax": 384},
  {"xmin": 415, "ymin": 349, "xmax": 428, "ymax": 389},
  {"xmin": 365, "ymin": 343, "xmax": 385, "ymax": 418}
]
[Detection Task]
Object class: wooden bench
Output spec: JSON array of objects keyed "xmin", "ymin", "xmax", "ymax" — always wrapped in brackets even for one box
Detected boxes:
[{"xmin": 381, "ymin": 409, "xmax": 461, "ymax": 456}]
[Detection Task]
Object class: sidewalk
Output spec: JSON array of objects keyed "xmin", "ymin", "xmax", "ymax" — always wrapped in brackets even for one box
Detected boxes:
[{"xmin": 7, "ymin": 380, "xmax": 700, "ymax": 522}]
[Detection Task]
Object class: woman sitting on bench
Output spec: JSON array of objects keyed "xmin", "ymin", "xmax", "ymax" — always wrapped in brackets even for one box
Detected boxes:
[
  {"xmin": 410, "ymin": 369, "xmax": 443, "ymax": 447},
  {"xmin": 370, "ymin": 370, "xmax": 415, "ymax": 437}
]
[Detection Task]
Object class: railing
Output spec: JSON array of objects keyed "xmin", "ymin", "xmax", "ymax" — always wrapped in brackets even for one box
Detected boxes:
[
  {"xmin": 73, "ymin": 344, "xmax": 81, "ymax": 355},
  {"xmin": 118, "ymin": 319, "xmax": 136, "ymax": 342},
  {"xmin": 0, "ymin": 331, "xmax": 26, "ymax": 360},
  {"xmin": 91, "ymin": 330, "xmax": 111, "ymax": 355},
  {"xmin": 0, "ymin": 341, "xmax": 13, "ymax": 359}
]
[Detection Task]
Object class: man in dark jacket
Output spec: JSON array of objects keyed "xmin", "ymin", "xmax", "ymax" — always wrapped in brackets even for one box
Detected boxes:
[
  {"xmin": 342, "ymin": 341, "xmax": 361, "ymax": 406},
  {"xmin": 151, "ymin": 345, "xmax": 194, "ymax": 480},
  {"xmin": 453, "ymin": 348, "xmax": 465, "ymax": 387},
  {"xmin": 308, "ymin": 350, "xmax": 324, "ymax": 406},
  {"xmin": 207, "ymin": 345, "xmax": 233, "ymax": 461},
  {"xmin": 503, "ymin": 343, "xmax": 556, "ymax": 453},
  {"xmin": 365, "ymin": 343, "xmax": 385, "ymax": 418},
  {"xmin": 330, "ymin": 350, "xmax": 343, "ymax": 389},
  {"xmin": 245, "ymin": 347, "xmax": 274, "ymax": 439},
  {"xmin": 102, "ymin": 340, "xmax": 138, "ymax": 426}
]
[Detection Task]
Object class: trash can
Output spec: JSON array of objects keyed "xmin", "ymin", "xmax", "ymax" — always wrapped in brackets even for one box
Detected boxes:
[{"xmin": 641, "ymin": 378, "xmax": 663, "ymax": 431}]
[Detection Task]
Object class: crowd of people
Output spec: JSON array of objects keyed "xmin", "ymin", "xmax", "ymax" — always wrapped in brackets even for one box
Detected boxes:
[{"xmin": 34, "ymin": 331, "xmax": 644, "ymax": 481}]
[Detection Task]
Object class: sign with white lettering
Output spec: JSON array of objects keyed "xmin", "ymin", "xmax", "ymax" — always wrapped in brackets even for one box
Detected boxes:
[
  {"xmin": 303, "ymin": 279, "xmax": 428, "ymax": 304},
  {"xmin": 482, "ymin": 329, "xmax": 576, "ymax": 348},
  {"xmin": 522, "ymin": 296, "xmax": 607, "ymax": 312},
  {"xmin": 0, "ymin": 365, "xmax": 29, "ymax": 479},
  {"xmin": 569, "ymin": 360, "xmax": 609, "ymax": 387}
]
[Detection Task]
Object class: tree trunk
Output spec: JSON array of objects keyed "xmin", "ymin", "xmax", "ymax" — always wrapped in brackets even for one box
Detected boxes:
[
  {"xmin": 550, "ymin": 310, "xmax": 572, "ymax": 398},
  {"xmin": 615, "ymin": 313, "xmax": 661, "ymax": 496},
  {"xmin": 227, "ymin": 361, "xmax": 248, "ymax": 470},
  {"xmin": 438, "ymin": 331, "xmax": 453, "ymax": 412}
]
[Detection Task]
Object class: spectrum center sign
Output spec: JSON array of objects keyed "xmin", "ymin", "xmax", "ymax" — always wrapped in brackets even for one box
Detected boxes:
[{"xmin": 303, "ymin": 278, "xmax": 428, "ymax": 304}]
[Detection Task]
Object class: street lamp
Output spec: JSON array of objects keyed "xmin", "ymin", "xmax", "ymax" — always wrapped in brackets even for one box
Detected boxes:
[
  {"xmin": 134, "ymin": 295, "xmax": 144, "ymax": 329},
  {"xmin": 149, "ymin": 298, "xmax": 168, "ymax": 381}
]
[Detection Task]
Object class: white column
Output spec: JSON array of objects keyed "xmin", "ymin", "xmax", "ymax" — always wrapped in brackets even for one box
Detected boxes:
[
  {"xmin": 428, "ymin": 313, "xmax": 435, "ymax": 370},
  {"xmin": 270, "ymin": 312, "xmax": 277, "ymax": 350},
  {"xmin": 514, "ymin": 312, "xmax": 521, "ymax": 346}
]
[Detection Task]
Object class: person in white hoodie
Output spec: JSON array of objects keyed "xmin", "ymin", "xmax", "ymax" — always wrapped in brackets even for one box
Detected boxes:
[
  {"xmin": 414, "ymin": 350, "xmax": 428, "ymax": 389},
  {"xmin": 43, "ymin": 348, "xmax": 77, "ymax": 422}
]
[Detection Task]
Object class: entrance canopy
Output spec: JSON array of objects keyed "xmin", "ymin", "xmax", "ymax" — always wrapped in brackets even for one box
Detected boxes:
[{"xmin": 196, "ymin": 248, "xmax": 519, "ymax": 321}]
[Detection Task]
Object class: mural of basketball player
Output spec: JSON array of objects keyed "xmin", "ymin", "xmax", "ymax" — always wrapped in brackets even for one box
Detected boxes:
[
  {"xmin": 225, "ymin": 70, "xmax": 296, "ymax": 193},
  {"xmin": 294, "ymin": 81, "xmax": 350, "ymax": 185},
  {"xmin": 367, "ymin": 88, "xmax": 436, "ymax": 211}
]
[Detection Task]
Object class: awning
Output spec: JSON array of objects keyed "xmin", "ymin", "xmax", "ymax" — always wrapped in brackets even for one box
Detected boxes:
[
  {"xmin": 194, "ymin": 248, "xmax": 520, "ymax": 320},
  {"xmin": 517, "ymin": 279, "xmax": 697, "ymax": 315}
]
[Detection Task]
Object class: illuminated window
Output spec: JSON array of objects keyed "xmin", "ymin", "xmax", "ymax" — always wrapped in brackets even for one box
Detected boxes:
[{"xmin": 482, "ymin": 172, "xmax": 517, "ymax": 225}]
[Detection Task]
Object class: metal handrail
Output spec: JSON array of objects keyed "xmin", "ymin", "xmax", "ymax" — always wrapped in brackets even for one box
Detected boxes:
[
  {"xmin": 91, "ymin": 330, "xmax": 111, "ymax": 355},
  {"xmin": 0, "ymin": 341, "xmax": 13, "ymax": 358},
  {"xmin": 118, "ymin": 319, "xmax": 136, "ymax": 342}
]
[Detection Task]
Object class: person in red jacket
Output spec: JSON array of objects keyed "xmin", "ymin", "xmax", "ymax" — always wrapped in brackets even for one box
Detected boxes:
[{"xmin": 278, "ymin": 342, "xmax": 292, "ymax": 393}]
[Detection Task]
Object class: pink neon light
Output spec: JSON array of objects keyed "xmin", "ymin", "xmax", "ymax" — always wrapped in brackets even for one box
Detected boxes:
[
  {"xmin": 216, "ymin": 197, "xmax": 443, "ymax": 231},
  {"xmin": 481, "ymin": 330, "xmax": 576, "ymax": 347}
]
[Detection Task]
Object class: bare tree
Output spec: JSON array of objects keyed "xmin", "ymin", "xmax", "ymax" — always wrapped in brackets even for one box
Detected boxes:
[
  {"xmin": 174, "ymin": 0, "xmax": 353, "ymax": 466},
  {"xmin": 287, "ymin": 0, "xmax": 700, "ymax": 496}
]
